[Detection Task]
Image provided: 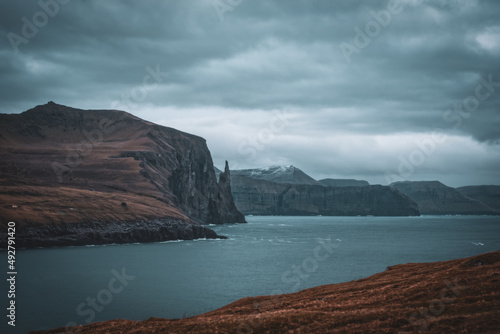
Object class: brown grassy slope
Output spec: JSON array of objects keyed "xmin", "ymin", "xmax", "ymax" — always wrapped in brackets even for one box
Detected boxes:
[
  {"xmin": 0, "ymin": 185, "xmax": 187, "ymax": 226},
  {"xmin": 39, "ymin": 251, "xmax": 500, "ymax": 334},
  {"xmin": 0, "ymin": 104, "xmax": 189, "ymax": 228},
  {"xmin": 1, "ymin": 102, "xmax": 246, "ymax": 230}
]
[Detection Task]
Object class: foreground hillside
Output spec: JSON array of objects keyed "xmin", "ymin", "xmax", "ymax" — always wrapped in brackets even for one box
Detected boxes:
[
  {"xmin": 39, "ymin": 251, "xmax": 500, "ymax": 333},
  {"xmin": 0, "ymin": 102, "xmax": 245, "ymax": 247}
]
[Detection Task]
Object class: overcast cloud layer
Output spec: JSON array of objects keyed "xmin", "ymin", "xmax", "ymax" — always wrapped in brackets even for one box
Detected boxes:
[{"xmin": 1, "ymin": 0, "xmax": 499, "ymax": 187}]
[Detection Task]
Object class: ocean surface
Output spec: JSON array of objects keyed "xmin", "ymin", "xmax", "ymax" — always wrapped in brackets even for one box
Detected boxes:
[{"xmin": 2, "ymin": 215, "xmax": 500, "ymax": 333}]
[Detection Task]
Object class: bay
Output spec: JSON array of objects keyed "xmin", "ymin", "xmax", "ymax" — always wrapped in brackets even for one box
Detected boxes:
[{"xmin": 2, "ymin": 215, "xmax": 500, "ymax": 333}]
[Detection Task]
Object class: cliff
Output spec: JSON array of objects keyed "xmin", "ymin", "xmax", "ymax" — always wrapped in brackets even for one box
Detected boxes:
[
  {"xmin": 39, "ymin": 250, "xmax": 500, "ymax": 333},
  {"xmin": 207, "ymin": 161, "xmax": 246, "ymax": 224},
  {"xmin": 318, "ymin": 178, "xmax": 369, "ymax": 187},
  {"xmin": 0, "ymin": 102, "xmax": 245, "ymax": 248},
  {"xmin": 456, "ymin": 185, "xmax": 500, "ymax": 212},
  {"xmin": 391, "ymin": 181, "xmax": 499, "ymax": 215},
  {"xmin": 231, "ymin": 175, "xmax": 420, "ymax": 216}
]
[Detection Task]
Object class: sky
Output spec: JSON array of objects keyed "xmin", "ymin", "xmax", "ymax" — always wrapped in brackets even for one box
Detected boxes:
[{"xmin": 1, "ymin": 0, "xmax": 499, "ymax": 187}]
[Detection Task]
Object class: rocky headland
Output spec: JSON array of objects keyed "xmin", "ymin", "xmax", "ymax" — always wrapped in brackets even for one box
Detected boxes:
[{"xmin": 0, "ymin": 102, "xmax": 245, "ymax": 248}]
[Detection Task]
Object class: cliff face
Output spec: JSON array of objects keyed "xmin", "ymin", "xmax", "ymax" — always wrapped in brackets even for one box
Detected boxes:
[
  {"xmin": 318, "ymin": 178, "xmax": 369, "ymax": 187},
  {"xmin": 391, "ymin": 181, "xmax": 499, "ymax": 215},
  {"xmin": 456, "ymin": 185, "xmax": 500, "ymax": 212},
  {"xmin": 207, "ymin": 161, "xmax": 246, "ymax": 224},
  {"xmin": 0, "ymin": 102, "xmax": 244, "ymax": 247},
  {"xmin": 231, "ymin": 175, "xmax": 420, "ymax": 216}
]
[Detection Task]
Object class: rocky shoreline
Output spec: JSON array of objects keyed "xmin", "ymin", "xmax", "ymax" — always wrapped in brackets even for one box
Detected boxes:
[{"xmin": 0, "ymin": 219, "xmax": 226, "ymax": 249}]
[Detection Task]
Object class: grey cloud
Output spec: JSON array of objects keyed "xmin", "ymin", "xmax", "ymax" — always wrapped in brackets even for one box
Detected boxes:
[{"xmin": 1, "ymin": 0, "xmax": 499, "ymax": 186}]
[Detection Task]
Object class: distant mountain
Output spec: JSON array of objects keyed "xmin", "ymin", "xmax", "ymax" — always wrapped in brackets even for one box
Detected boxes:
[
  {"xmin": 318, "ymin": 178, "xmax": 369, "ymax": 187},
  {"xmin": 391, "ymin": 181, "xmax": 499, "ymax": 215},
  {"xmin": 232, "ymin": 175, "xmax": 419, "ymax": 216},
  {"xmin": 0, "ymin": 102, "xmax": 245, "ymax": 248},
  {"xmin": 232, "ymin": 165, "xmax": 321, "ymax": 185},
  {"xmin": 456, "ymin": 185, "xmax": 500, "ymax": 211},
  {"xmin": 227, "ymin": 165, "xmax": 418, "ymax": 216}
]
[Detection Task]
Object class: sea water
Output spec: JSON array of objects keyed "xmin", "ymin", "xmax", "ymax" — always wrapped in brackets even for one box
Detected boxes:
[{"xmin": 2, "ymin": 215, "xmax": 499, "ymax": 333}]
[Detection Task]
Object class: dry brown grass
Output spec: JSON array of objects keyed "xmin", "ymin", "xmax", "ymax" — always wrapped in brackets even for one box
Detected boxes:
[
  {"xmin": 0, "ymin": 184, "xmax": 187, "ymax": 228},
  {"xmin": 0, "ymin": 110, "xmax": 193, "ymax": 228}
]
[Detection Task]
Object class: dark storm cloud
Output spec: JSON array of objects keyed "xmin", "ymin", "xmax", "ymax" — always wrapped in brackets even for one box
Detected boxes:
[{"xmin": 1, "ymin": 0, "xmax": 499, "ymax": 186}]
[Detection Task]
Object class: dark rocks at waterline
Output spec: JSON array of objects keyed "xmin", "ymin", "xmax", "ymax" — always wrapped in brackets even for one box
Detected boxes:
[{"xmin": 0, "ymin": 219, "xmax": 226, "ymax": 249}]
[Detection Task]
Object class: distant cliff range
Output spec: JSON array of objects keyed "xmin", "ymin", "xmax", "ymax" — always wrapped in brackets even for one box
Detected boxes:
[
  {"xmin": 391, "ymin": 181, "xmax": 500, "ymax": 215},
  {"xmin": 221, "ymin": 165, "xmax": 499, "ymax": 216},
  {"xmin": 223, "ymin": 166, "xmax": 419, "ymax": 216}
]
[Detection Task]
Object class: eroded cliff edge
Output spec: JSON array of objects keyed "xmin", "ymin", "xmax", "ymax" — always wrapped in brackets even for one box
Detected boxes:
[
  {"xmin": 231, "ymin": 175, "xmax": 420, "ymax": 216},
  {"xmin": 0, "ymin": 102, "xmax": 245, "ymax": 248},
  {"xmin": 392, "ymin": 181, "xmax": 500, "ymax": 215}
]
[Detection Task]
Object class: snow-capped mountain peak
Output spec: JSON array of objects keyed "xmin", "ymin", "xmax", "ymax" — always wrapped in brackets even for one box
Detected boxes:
[{"xmin": 232, "ymin": 165, "xmax": 320, "ymax": 185}]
